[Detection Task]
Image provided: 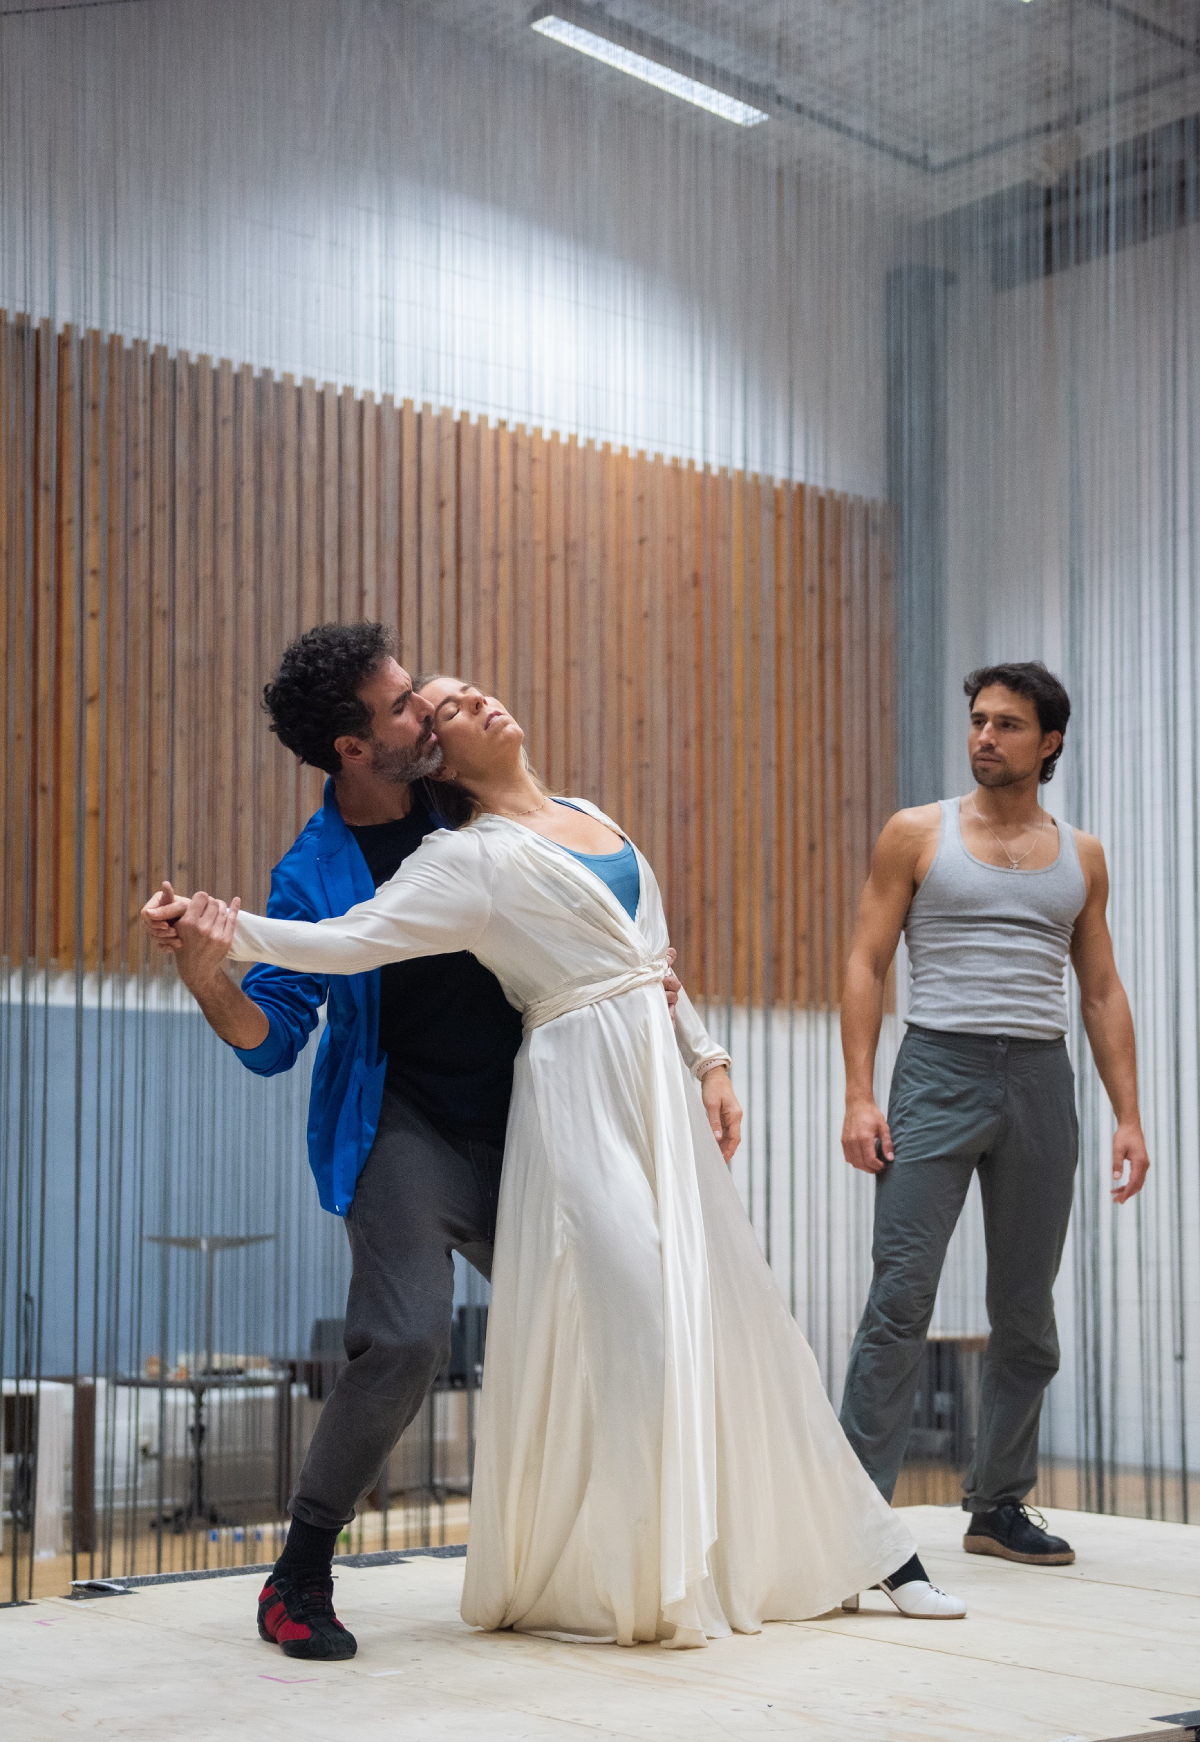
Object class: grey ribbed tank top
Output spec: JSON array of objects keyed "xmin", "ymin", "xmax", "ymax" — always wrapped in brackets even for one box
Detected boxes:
[{"xmin": 904, "ymin": 798, "xmax": 1087, "ymax": 1039}]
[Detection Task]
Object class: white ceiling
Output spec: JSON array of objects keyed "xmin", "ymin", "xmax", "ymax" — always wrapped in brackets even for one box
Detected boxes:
[
  {"xmin": 4, "ymin": 0, "xmax": 1198, "ymax": 213},
  {"xmin": 422, "ymin": 0, "xmax": 1200, "ymax": 211}
]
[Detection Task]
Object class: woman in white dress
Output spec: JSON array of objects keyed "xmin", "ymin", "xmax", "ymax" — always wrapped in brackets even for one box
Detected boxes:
[{"xmin": 177, "ymin": 677, "xmax": 965, "ymax": 1645}]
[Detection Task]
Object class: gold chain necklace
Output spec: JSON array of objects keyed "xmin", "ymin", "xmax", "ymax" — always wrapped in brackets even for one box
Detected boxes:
[
  {"xmin": 492, "ymin": 793, "xmax": 549, "ymax": 820},
  {"xmin": 969, "ymin": 795, "xmax": 1044, "ymax": 870}
]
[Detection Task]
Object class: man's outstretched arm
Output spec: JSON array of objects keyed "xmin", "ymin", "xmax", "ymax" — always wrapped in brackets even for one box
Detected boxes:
[
  {"xmin": 1070, "ymin": 837, "xmax": 1150, "ymax": 1204},
  {"xmin": 840, "ymin": 812, "xmax": 927, "ymax": 1174}
]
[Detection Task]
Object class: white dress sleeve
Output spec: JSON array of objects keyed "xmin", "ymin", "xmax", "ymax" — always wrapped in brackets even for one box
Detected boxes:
[
  {"xmin": 673, "ymin": 986, "xmax": 732, "ymax": 1080},
  {"xmin": 229, "ymin": 827, "xmax": 493, "ymax": 975}
]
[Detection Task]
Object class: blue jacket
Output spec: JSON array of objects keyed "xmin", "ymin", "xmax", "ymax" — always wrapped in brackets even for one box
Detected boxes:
[{"xmin": 233, "ymin": 780, "xmax": 410, "ymax": 1216}]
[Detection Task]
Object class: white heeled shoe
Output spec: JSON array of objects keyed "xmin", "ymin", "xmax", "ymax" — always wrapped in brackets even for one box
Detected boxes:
[
  {"xmin": 880, "ymin": 1575, "xmax": 967, "ymax": 1618},
  {"xmin": 841, "ymin": 1578, "xmax": 967, "ymax": 1619}
]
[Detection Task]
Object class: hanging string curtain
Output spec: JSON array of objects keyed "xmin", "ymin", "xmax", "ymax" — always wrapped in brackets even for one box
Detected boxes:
[
  {"xmin": 1, "ymin": 0, "xmax": 1199, "ymax": 1598},
  {"xmin": 0, "ymin": 302, "xmax": 892, "ymax": 1598}
]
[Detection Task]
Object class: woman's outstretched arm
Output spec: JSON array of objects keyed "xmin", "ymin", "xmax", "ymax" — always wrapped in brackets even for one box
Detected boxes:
[{"xmin": 230, "ymin": 829, "xmax": 493, "ymax": 976}]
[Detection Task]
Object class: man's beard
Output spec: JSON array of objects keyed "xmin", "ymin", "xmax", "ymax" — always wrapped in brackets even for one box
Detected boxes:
[
  {"xmin": 971, "ymin": 756, "xmax": 1020, "ymax": 788},
  {"xmin": 370, "ymin": 733, "xmax": 445, "ymax": 785}
]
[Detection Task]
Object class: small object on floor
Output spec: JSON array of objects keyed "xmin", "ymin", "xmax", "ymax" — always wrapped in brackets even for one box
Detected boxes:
[
  {"xmin": 68, "ymin": 1579, "xmax": 133, "ymax": 1599},
  {"xmin": 257, "ymin": 1573, "xmax": 358, "ymax": 1660},
  {"xmin": 964, "ymin": 1501, "xmax": 1075, "ymax": 1565},
  {"xmin": 841, "ymin": 1553, "xmax": 967, "ymax": 1619}
]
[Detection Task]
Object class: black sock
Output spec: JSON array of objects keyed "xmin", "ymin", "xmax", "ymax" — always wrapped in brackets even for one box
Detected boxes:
[
  {"xmin": 883, "ymin": 1552, "xmax": 928, "ymax": 1589},
  {"xmin": 271, "ymin": 1518, "xmax": 341, "ymax": 1583}
]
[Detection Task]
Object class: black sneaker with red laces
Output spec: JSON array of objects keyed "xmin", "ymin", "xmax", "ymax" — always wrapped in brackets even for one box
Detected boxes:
[{"xmin": 257, "ymin": 1572, "xmax": 358, "ymax": 1660}]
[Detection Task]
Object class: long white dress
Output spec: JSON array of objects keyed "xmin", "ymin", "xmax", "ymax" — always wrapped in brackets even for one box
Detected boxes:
[{"xmin": 230, "ymin": 800, "xmax": 914, "ymax": 1647}]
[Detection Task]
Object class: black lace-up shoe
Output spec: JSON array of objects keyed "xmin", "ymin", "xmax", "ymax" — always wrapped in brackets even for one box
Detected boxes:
[
  {"xmin": 257, "ymin": 1572, "xmax": 358, "ymax": 1660},
  {"xmin": 964, "ymin": 1502, "xmax": 1075, "ymax": 1565}
]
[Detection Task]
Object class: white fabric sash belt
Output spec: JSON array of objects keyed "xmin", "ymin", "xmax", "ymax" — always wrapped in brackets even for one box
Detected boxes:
[{"xmin": 523, "ymin": 956, "xmax": 671, "ymax": 1034}]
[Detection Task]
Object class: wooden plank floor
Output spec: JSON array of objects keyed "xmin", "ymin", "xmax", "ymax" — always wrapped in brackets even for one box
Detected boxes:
[{"xmin": 3, "ymin": 1506, "xmax": 1198, "ymax": 1741}]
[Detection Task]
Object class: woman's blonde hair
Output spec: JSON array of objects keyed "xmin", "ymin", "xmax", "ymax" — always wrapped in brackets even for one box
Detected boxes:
[{"xmin": 413, "ymin": 673, "xmax": 553, "ymax": 828}]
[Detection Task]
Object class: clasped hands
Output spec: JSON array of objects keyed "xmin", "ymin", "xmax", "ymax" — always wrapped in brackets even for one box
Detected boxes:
[{"xmin": 141, "ymin": 883, "xmax": 241, "ymax": 987}]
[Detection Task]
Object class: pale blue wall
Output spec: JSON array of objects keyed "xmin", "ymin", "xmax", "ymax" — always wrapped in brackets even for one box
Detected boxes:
[{"xmin": 0, "ymin": 988, "xmax": 347, "ymax": 1381}]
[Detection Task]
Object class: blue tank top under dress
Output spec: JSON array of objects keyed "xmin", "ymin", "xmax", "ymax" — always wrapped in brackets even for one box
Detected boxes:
[{"xmin": 554, "ymin": 803, "xmax": 640, "ymax": 920}]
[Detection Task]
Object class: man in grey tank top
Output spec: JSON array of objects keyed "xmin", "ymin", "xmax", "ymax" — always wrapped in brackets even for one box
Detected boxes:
[{"xmin": 838, "ymin": 662, "xmax": 1149, "ymax": 1567}]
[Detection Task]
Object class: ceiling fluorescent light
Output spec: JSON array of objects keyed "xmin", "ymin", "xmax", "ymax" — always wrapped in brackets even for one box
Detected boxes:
[{"xmin": 531, "ymin": 13, "xmax": 768, "ymax": 127}]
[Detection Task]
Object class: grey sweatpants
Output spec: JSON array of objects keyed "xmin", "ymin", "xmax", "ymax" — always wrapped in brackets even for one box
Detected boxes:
[
  {"xmin": 838, "ymin": 1025, "xmax": 1078, "ymax": 1512},
  {"xmin": 290, "ymin": 1088, "xmax": 503, "ymax": 1532}
]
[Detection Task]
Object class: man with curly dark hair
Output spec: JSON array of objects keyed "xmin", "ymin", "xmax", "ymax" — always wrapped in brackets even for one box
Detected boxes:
[
  {"xmin": 836, "ymin": 660, "xmax": 1149, "ymax": 1573},
  {"xmin": 141, "ymin": 622, "xmax": 529, "ymax": 1660}
]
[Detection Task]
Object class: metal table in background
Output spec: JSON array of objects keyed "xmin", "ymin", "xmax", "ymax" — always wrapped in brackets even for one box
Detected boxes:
[
  {"xmin": 119, "ymin": 1370, "xmax": 290, "ymax": 1533},
  {"xmin": 138, "ymin": 1233, "xmax": 277, "ymax": 1530}
]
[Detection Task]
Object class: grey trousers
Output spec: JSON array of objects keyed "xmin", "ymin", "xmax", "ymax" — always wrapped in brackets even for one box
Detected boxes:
[
  {"xmin": 838, "ymin": 1025, "xmax": 1079, "ymax": 1512},
  {"xmin": 290, "ymin": 1088, "xmax": 503, "ymax": 1532}
]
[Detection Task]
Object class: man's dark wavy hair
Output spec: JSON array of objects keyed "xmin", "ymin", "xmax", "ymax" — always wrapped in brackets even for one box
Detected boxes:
[
  {"xmin": 263, "ymin": 622, "xmax": 395, "ymax": 774},
  {"xmin": 963, "ymin": 660, "xmax": 1071, "ymax": 784}
]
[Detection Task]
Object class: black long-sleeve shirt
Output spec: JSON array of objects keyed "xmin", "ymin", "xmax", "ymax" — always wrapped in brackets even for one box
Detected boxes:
[{"xmin": 348, "ymin": 796, "xmax": 522, "ymax": 1146}]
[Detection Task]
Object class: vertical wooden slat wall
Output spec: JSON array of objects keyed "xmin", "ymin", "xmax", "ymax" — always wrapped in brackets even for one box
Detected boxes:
[{"xmin": 0, "ymin": 315, "xmax": 894, "ymax": 1005}]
